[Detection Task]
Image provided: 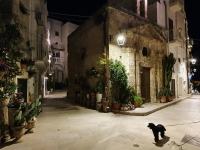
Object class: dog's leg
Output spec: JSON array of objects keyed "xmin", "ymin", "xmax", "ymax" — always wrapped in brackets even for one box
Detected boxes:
[
  {"xmin": 153, "ymin": 131, "xmax": 159, "ymax": 142},
  {"xmin": 160, "ymin": 130, "xmax": 165, "ymax": 138}
]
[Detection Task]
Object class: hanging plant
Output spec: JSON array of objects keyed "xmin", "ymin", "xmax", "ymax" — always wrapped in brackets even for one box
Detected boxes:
[
  {"xmin": 27, "ymin": 69, "xmax": 36, "ymax": 78},
  {"xmin": 20, "ymin": 57, "xmax": 30, "ymax": 65},
  {"xmin": 19, "ymin": 1, "xmax": 29, "ymax": 15},
  {"xmin": 27, "ymin": 59, "xmax": 35, "ymax": 66}
]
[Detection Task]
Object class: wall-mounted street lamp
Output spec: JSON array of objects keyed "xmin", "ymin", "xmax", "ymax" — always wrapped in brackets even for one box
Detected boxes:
[
  {"xmin": 191, "ymin": 58, "xmax": 196, "ymax": 64},
  {"xmin": 110, "ymin": 34, "xmax": 125, "ymax": 46}
]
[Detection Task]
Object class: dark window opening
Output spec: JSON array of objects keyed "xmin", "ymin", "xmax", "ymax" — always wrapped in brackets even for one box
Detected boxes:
[
  {"xmin": 55, "ymin": 31, "xmax": 59, "ymax": 36},
  {"xmin": 142, "ymin": 47, "xmax": 148, "ymax": 56}
]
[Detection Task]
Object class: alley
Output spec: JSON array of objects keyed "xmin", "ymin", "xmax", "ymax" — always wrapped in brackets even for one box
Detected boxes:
[{"xmin": 1, "ymin": 92, "xmax": 200, "ymax": 150}]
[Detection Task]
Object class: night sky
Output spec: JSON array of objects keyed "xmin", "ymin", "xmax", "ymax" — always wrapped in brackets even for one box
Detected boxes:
[{"xmin": 47, "ymin": 0, "xmax": 200, "ymax": 80}]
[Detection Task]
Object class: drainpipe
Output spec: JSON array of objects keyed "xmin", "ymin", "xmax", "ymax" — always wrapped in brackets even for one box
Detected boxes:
[
  {"xmin": 164, "ymin": 0, "xmax": 169, "ymax": 55},
  {"xmin": 185, "ymin": 18, "xmax": 189, "ymax": 94}
]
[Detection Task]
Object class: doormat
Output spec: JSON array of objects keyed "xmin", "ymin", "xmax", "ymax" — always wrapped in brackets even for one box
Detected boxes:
[{"xmin": 181, "ymin": 134, "xmax": 200, "ymax": 147}]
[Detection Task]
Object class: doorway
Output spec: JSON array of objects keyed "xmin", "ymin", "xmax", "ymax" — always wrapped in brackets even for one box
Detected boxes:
[
  {"xmin": 18, "ymin": 79, "xmax": 28, "ymax": 102},
  {"xmin": 140, "ymin": 67, "xmax": 150, "ymax": 102}
]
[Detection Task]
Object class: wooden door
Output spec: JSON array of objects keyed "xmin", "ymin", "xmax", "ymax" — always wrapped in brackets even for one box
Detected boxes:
[{"xmin": 141, "ymin": 67, "xmax": 150, "ymax": 102}]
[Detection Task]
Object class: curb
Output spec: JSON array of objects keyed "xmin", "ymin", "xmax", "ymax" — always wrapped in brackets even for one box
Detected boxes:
[{"xmin": 119, "ymin": 94, "xmax": 191, "ymax": 116}]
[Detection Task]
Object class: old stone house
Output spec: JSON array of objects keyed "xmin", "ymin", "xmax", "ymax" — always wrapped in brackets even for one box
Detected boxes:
[{"xmin": 68, "ymin": 0, "xmax": 189, "ymax": 103}]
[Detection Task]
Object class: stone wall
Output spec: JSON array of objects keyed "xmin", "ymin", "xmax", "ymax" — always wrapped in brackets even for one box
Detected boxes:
[{"xmin": 68, "ymin": 6, "xmax": 168, "ymax": 102}]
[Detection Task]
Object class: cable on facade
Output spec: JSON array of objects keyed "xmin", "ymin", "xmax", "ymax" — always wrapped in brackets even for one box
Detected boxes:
[
  {"xmin": 48, "ymin": 15, "xmax": 86, "ymax": 22},
  {"xmin": 48, "ymin": 12, "xmax": 90, "ymax": 17}
]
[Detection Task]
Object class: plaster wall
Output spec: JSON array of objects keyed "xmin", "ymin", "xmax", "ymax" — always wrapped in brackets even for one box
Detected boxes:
[
  {"xmin": 62, "ymin": 22, "xmax": 79, "ymax": 78},
  {"xmin": 68, "ymin": 20, "xmax": 104, "ymax": 98}
]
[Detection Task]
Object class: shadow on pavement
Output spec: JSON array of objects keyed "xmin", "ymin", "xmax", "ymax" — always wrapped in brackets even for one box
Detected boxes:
[{"xmin": 154, "ymin": 136, "xmax": 170, "ymax": 147}]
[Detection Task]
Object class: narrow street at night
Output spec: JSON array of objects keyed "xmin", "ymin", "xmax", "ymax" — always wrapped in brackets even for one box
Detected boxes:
[{"xmin": 1, "ymin": 90, "xmax": 200, "ymax": 150}]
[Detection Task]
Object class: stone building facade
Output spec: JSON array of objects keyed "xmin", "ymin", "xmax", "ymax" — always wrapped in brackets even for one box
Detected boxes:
[{"xmin": 68, "ymin": 3, "xmax": 168, "ymax": 102}]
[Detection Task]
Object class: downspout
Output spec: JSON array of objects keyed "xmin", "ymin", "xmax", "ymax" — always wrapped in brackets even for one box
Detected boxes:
[
  {"xmin": 103, "ymin": 8, "xmax": 108, "ymax": 99},
  {"xmin": 185, "ymin": 18, "xmax": 189, "ymax": 94},
  {"xmin": 164, "ymin": 0, "xmax": 169, "ymax": 55}
]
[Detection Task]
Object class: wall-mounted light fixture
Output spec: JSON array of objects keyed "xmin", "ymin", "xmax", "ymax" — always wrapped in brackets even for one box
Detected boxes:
[
  {"xmin": 110, "ymin": 33, "xmax": 125, "ymax": 46},
  {"xmin": 193, "ymin": 68, "xmax": 197, "ymax": 72},
  {"xmin": 191, "ymin": 58, "xmax": 196, "ymax": 64}
]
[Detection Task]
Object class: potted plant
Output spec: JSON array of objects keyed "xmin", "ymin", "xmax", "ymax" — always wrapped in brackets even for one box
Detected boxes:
[
  {"xmin": 109, "ymin": 59, "xmax": 128, "ymax": 110},
  {"xmin": 133, "ymin": 95, "xmax": 143, "ymax": 108},
  {"xmin": 27, "ymin": 59, "xmax": 35, "ymax": 67},
  {"xmin": 95, "ymin": 80, "xmax": 104, "ymax": 102},
  {"xmin": 168, "ymin": 90, "xmax": 174, "ymax": 101},
  {"xmin": 20, "ymin": 58, "xmax": 30, "ymax": 69},
  {"xmin": 112, "ymin": 98, "xmax": 121, "ymax": 110},
  {"xmin": 96, "ymin": 53, "xmax": 106, "ymax": 76},
  {"xmin": 25, "ymin": 95, "xmax": 42, "ymax": 133},
  {"xmin": 11, "ymin": 110, "xmax": 27, "ymax": 140},
  {"xmin": 159, "ymin": 88, "xmax": 167, "ymax": 103},
  {"xmin": 156, "ymin": 91, "xmax": 162, "ymax": 103},
  {"xmin": 47, "ymin": 79, "xmax": 53, "ymax": 94},
  {"xmin": 27, "ymin": 68, "xmax": 36, "ymax": 78}
]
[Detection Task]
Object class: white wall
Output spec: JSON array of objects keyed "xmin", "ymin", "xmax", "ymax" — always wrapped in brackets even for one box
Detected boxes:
[{"xmin": 62, "ymin": 22, "xmax": 79, "ymax": 78}]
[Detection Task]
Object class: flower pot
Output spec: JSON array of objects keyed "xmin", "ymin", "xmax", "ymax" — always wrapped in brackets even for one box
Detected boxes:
[
  {"xmin": 102, "ymin": 101, "xmax": 109, "ymax": 108},
  {"xmin": 113, "ymin": 103, "xmax": 121, "ymax": 110},
  {"xmin": 134, "ymin": 102, "xmax": 140, "ymax": 108},
  {"xmin": 161, "ymin": 96, "xmax": 166, "ymax": 103},
  {"xmin": 0, "ymin": 98, "xmax": 9, "ymax": 107},
  {"xmin": 0, "ymin": 71, "xmax": 5, "ymax": 78},
  {"xmin": 46, "ymin": 91, "xmax": 50, "ymax": 95},
  {"xmin": 26, "ymin": 116, "xmax": 37, "ymax": 130},
  {"xmin": 96, "ymin": 93, "xmax": 102, "ymax": 102},
  {"xmin": 11, "ymin": 125, "xmax": 26, "ymax": 140},
  {"xmin": 157, "ymin": 99, "xmax": 161, "ymax": 103},
  {"xmin": 168, "ymin": 96, "xmax": 174, "ymax": 101},
  {"xmin": 20, "ymin": 64, "xmax": 27, "ymax": 70}
]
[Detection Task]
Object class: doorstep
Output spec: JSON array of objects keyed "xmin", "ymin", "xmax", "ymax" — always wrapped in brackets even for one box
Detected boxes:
[{"xmin": 119, "ymin": 94, "xmax": 191, "ymax": 116}]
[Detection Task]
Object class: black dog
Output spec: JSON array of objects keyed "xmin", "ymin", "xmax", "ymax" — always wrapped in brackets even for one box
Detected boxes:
[{"xmin": 147, "ymin": 123, "xmax": 166, "ymax": 142}]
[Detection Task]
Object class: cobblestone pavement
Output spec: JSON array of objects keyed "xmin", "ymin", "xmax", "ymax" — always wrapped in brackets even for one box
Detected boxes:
[{"xmin": 1, "ymin": 90, "xmax": 200, "ymax": 150}]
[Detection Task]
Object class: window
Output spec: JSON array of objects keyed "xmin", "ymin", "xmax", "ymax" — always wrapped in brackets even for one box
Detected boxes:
[
  {"xmin": 35, "ymin": 12, "xmax": 41, "ymax": 20},
  {"xmin": 142, "ymin": 47, "xmax": 148, "ymax": 56},
  {"xmin": 55, "ymin": 31, "xmax": 59, "ymax": 36},
  {"xmin": 56, "ymin": 52, "xmax": 60, "ymax": 57}
]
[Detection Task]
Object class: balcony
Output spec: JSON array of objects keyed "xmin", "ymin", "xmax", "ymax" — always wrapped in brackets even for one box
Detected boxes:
[
  {"xmin": 169, "ymin": 0, "xmax": 183, "ymax": 12},
  {"xmin": 51, "ymin": 43, "xmax": 65, "ymax": 51},
  {"xmin": 169, "ymin": 29, "xmax": 184, "ymax": 46}
]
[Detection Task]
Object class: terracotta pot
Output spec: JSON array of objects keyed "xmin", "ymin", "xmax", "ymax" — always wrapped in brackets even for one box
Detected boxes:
[
  {"xmin": 11, "ymin": 125, "xmax": 26, "ymax": 140},
  {"xmin": 0, "ymin": 98, "xmax": 9, "ymax": 107},
  {"xmin": 157, "ymin": 99, "xmax": 161, "ymax": 103},
  {"xmin": 134, "ymin": 102, "xmax": 140, "ymax": 108},
  {"xmin": 168, "ymin": 96, "xmax": 174, "ymax": 101},
  {"xmin": 26, "ymin": 116, "xmax": 37, "ymax": 130},
  {"xmin": 0, "ymin": 71, "xmax": 5, "ymax": 78},
  {"xmin": 102, "ymin": 101, "xmax": 109, "ymax": 108},
  {"xmin": 113, "ymin": 103, "xmax": 121, "ymax": 110},
  {"xmin": 20, "ymin": 64, "xmax": 27, "ymax": 70},
  {"xmin": 161, "ymin": 96, "xmax": 166, "ymax": 103}
]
